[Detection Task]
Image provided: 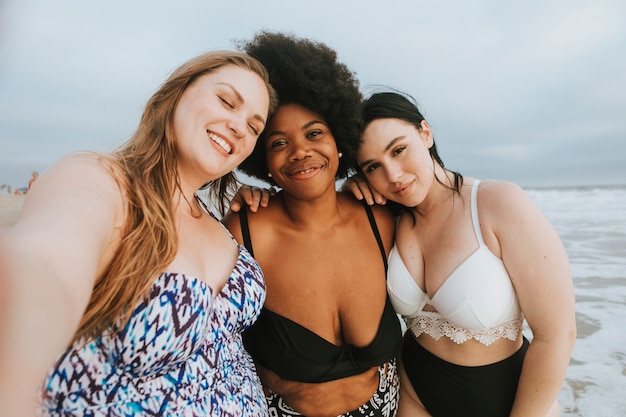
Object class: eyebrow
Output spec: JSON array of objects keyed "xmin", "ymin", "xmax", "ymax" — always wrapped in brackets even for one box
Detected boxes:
[
  {"xmin": 359, "ymin": 136, "xmax": 405, "ymax": 168},
  {"xmin": 218, "ymin": 82, "xmax": 267, "ymax": 128},
  {"xmin": 265, "ymin": 119, "xmax": 327, "ymax": 139}
]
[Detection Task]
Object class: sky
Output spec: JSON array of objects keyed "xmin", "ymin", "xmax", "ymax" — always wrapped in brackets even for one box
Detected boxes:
[{"xmin": 1, "ymin": 0, "xmax": 625, "ymax": 190}]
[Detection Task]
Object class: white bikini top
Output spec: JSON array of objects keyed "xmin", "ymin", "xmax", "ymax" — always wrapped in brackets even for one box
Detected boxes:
[{"xmin": 387, "ymin": 180, "xmax": 523, "ymax": 345}]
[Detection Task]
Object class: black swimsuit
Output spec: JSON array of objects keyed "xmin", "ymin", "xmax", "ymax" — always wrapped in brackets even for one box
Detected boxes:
[{"xmin": 239, "ymin": 202, "xmax": 402, "ymax": 383}]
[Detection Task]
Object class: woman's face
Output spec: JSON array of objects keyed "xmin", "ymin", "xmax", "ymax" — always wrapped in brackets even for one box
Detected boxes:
[
  {"xmin": 173, "ymin": 65, "xmax": 270, "ymax": 186},
  {"xmin": 264, "ymin": 103, "xmax": 340, "ymax": 197},
  {"xmin": 357, "ymin": 118, "xmax": 434, "ymax": 207}
]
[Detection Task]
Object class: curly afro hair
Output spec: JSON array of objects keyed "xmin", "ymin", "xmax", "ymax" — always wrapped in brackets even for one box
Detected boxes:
[{"xmin": 235, "ymin": 31, "xmax": 362, "ymax": 184}]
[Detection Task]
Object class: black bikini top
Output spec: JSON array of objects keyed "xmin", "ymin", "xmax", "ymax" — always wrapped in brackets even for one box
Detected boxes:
[{"xmin": 240, "ymin": 202, "xmax": 402, "ymax": 383}]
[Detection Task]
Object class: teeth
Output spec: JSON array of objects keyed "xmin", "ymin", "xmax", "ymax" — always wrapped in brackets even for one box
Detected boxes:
[
  {"xmin": 208, "ymin": 132, "xmax": 232, "ymax": 154},
  {"xmin": 296, "ymin": 168, "xmax": 315, "ymax": 174}
]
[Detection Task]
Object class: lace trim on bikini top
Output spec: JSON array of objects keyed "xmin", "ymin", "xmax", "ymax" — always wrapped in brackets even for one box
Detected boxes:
[
  {"xmin": 405, "ymin": 312, "xmax": 523, "ymax": 346},
  {"xmin": 387, "ymin": 180, "xmax": 523, "ymax": 346}
]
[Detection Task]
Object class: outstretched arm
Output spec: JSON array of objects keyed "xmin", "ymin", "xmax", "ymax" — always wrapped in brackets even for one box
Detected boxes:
[{"xmin": 0, "ymin": 153, "xmax": 124, "ymax": 416}]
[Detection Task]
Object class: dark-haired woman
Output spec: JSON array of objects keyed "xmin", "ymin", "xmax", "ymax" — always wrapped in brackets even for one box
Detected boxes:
[{"xmin": 348, "ymin": 91, "xmax": 576, "ymax": 417}]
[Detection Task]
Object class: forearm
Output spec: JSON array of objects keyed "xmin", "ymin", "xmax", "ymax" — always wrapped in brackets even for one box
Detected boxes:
[
  {"xmin": 509, "ymin": 333, "xmax": 575, "ymax": 416},
  {"xmin": 0, "ymin": 233, "xmax": 82, "ymax": 416}
]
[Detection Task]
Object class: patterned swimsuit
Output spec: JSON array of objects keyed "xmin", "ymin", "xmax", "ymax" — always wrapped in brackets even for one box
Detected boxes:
[{"xmin": 40, "ymin": 225, "xmax": 267, "ymax": 416}]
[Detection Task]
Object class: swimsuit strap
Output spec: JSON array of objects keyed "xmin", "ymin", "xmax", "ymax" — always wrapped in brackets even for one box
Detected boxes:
[
  {"xmin": 238, "ymin": 199, "xmax": 386, "ymax": 271},
  {"xmin": 238, "ymin": 208, "xmax": 254, "ymax": 257},
  {"xmin": 362, "ymin": 200, "xmax": 388, "ymax": 272},
  {"xmin": 469, "ymin": 180, "xmax": 485, "ymax": 246}
]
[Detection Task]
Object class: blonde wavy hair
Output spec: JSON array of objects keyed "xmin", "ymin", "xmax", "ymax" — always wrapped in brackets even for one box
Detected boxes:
[{"xmin": 73, "ymin": 51, "xmax": 277, "ymax": 342}]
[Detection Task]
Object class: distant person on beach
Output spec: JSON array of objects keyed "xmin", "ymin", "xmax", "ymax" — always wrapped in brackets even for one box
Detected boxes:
[
  {"xmin": 27, "ymin": 171, "xmax": 38, "ymax": 190},
  {"xmin": 222, "ymin": 32, "xmax": 402, "ymax": 417},
  {"xmin": 343, "ymin": 91, "xmax": 577, "ymax": 416},
  {"xmin": 0, "ymin": 51, "xmax": 277, "ymax": 416},
  {"xmin": 10, "ymin": 172, "xmax": 38, "ymax": 196}
]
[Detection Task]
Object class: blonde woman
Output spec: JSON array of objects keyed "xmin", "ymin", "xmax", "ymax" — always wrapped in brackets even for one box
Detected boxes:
[{"xmin": 0, "ymin": 51, "xmax": 277, "ymax": 416}]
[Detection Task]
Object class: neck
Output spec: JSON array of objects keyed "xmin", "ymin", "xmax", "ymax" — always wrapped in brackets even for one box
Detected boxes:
[
  {"xmin": 173, "ymin": 185, "xmax": 203, "ymax": 219},
  {"xmin": 415, "ymin": 169, "xmax": 458, "ymax": 217},
  {"xmin": 277, "ymin": 187, "xmax": 345, "ymax": 231}
]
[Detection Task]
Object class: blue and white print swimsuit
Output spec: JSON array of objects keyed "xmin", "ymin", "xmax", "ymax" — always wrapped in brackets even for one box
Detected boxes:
[{"xmin": 40, "ymin": 243, "xmax": 267, "ymax": 416}]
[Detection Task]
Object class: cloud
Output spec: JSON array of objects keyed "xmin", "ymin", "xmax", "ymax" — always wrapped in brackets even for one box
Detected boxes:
[{"xmin": 1, "ymin": 0, "xmax": 625, "ymax": 188}]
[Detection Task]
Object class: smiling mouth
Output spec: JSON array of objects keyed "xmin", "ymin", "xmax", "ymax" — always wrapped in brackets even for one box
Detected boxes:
[
  {"xmin": 393, "ymin": 181, "xmax": 413, "ymax": 194},
  {"xmin": 290, "ymin": 167, "xmax": 317, "ymax": 175},
  {"xmin": 208, "ymin": 131, "xmax": 232, "ymax": 155},
  {"xmin": 287, "ymin": 162, "xmax": 324, "ymax": 177}
]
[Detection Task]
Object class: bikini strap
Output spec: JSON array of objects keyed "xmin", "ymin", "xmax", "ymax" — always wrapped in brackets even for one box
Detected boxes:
[
  {"xmin": 362, "ymin": 201, "xmax": 388, "ymax": 272},
  {"xmin": 238, "ymin": 208, "xmax": 255, "ymax": 257},
  {"xmin": 470, "ymin": 180, "xmax": 486, "ymax": 246},
  {"xmin": 237, "ymin": 199, "xmax": 384, "ymax": 268}
]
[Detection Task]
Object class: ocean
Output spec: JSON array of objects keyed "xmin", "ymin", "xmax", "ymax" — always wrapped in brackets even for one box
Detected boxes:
[
  {"xmin": 8, "ymin": 184, "xmax": 622, "ymax": 414},
  {"xmin": 525, "ymin": 185, "xmax": 626, "ymax": 416}
]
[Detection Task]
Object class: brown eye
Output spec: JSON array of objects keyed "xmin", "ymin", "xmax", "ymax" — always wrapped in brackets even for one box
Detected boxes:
[{"xmin": 393, "ymin": 145, "xmax": 407, "ymax": 156}]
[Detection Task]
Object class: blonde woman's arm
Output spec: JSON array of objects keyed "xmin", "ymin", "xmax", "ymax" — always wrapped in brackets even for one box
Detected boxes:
[
  {"xmin": 484, "ymin": 180, "xmax": 576, "ymax": 417},
  {"xmin": 0, "ymin": 153, "xmax": 124, "ymax": 416}
]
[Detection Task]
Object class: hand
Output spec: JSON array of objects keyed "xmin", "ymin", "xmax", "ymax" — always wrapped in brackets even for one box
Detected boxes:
[
  {"xmin": 341, "ymin": 174, "xmax": 387, "ymax": 205},
  {"xmin": 230, "ymin": 185, "xmax": 275, "ymax": 212}
]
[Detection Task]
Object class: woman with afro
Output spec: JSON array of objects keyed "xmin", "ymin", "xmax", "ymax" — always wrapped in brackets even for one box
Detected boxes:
[{"xmin": 222, "ymin": 31, "xmax": 402, "ymax": 417}]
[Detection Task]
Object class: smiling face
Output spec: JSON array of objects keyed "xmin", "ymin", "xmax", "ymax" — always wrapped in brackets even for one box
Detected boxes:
[
  {"xmin": 172, "ymin": 64, "xmax": 270, "ymax": 187},
  {"xmin": 264, "ymin": 103, "xmax": 340, "ymax": 197},
  {"xmin": 357, "ymin": 118, "xmax": 435, "ymax": 207}
]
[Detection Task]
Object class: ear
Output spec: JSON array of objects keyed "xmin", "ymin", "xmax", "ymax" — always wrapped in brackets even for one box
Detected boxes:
[{"xmin": 418, "ymin": 120, "xmax": 434, "ymax": 148}]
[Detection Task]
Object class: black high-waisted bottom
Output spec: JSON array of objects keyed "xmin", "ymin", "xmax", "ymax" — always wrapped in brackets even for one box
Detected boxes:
[
  {"xmin": 264, "ymin": 358, "xmax": 399, "ymax": 417},
  {"xmin": 402, "ymin": 333, "xmax": 530, "ymax": 417}
]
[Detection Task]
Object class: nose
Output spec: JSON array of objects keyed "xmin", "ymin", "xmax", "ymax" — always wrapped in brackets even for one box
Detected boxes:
[
  {"xmin": 289, "ymin": 139, "xmax": 311, "ymax": 161},
  {"xmin": 227, "ymin": 113, "xmax": 247, "ymax": 138},
  {"xmin": 385, "ymin": 163, "xmax": 403, "ymax": 183}
]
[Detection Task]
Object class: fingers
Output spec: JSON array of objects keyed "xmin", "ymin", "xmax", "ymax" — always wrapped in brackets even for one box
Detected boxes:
[
  {"xmin": 230, "ymin": 186, "xmax": 256, "ymax": 212},
  {"xmin": 259, "ymin": 188, "xmax": 273, "ymax": 209},
  {"xmin": 230, "ymin": 201, "xmax": 242, "ymax": 212},
  {"xmin": 230, "ymin": 185, "xmax": 275, "ymax": 213},
  {"xmin": 372, "ymin": 189, "xmax": 387, "ymax": 205},
  {"xmin": 352, "ymin": 176, "xmax": 387, "ymax": 205},
  {"xmin": 342, "ymin": 175, "xmax": 387, "ymax": 206},
  {"xmin": 345, "ymin": 180, "xmax": 365, "ymax": 201}
]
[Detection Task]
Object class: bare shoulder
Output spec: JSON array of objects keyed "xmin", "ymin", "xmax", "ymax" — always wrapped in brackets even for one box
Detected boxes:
[
  {"xmin": 338, "ymin": 191, "xmax": 394, "ymax": 227},
  {"xmin": 222, "ymin": 194, "xmax": 282, "ymax": 242},
  {"xmin": 18, "ymin": 152, "xmax": 125, "ymax": 232},
  {"xmin": 369, "ymin": 200, "xmax": 395, "ymax": 228},
  {"xmin": 476, "ymin": 179, "xmax": 546, "ymax": 236},
  {"xmin": 43, "ymin": 152, "xmax": 121, "ymax": 198},
  {"xmin": 476, "ymin": 179, "xmax": 535, "ymax": 213}
]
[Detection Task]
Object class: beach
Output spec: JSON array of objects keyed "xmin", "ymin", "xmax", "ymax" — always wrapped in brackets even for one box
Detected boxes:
[
  {"xmin": 1, "ymin": 186, "xmax": 625, "ymax": 415},
  {"xmin": 0, "ymin": 194, "xmax": 26, "ymax": 227}
]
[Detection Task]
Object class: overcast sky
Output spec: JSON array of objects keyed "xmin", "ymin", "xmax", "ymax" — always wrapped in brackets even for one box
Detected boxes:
[{"xmin": 1, "ymin": 0, "xmax": 625, "ymax": 189}]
